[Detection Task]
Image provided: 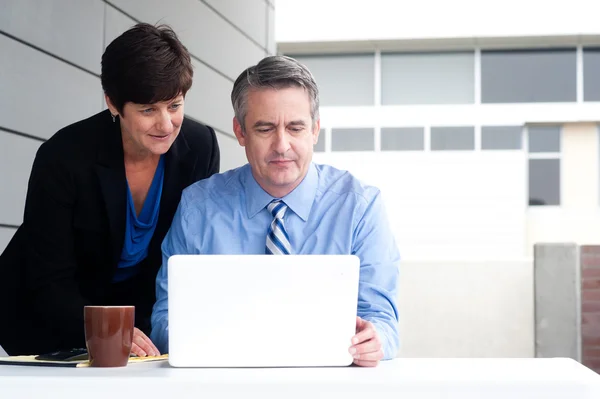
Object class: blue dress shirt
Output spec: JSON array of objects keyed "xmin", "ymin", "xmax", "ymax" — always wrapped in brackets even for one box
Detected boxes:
[
  {"xmin": 113, "ymin": 155, "xmax": 165, "ymax": 283},
  {"xmin": 150, "ymin": 162, "xmax": 400, "ymax": 358}
]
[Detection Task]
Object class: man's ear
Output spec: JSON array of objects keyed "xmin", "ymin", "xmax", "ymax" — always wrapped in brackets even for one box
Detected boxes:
[
  {"xmin": 233, "ymin": 117, "xmax": 246, "ymax": 147},
  {"xmin": 312, "ymin": 119, "xmax": 321, "ymax": 145}
]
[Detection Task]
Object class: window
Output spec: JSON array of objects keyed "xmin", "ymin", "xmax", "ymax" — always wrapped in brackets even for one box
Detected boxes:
[
  {"xmin": 528, "ymin": 126, "xmax": 560, "ymax": 153},
  {"xmin": 527, "ymin": 125, "xmax": 561, "ymax": 206},
  {"xmin": 481, "ymin": 126, "xmax": 522, "ymax": 150},
  {"xmin": 584, "ymin": 47, "xmax": 600, "ymax": 101},
  {"xmin": 481, "ymin": 49, "xmax": 576, "ymax": 103},
  {"xmin": 431, "ymin": 126, "xmax": 475, "ymax": 150},
  {"xmin": 529, "ymin": 159, "xmax": 560, "ymax": 206},
  {"xmin": 289, "ymin": 54, "xmax": 374, "ymax": 106},
  {"xmin": 381, "ymin": 52, "xmax": 474, "ymax": 105},
  {"xmin": 381, "ymin": 127, "xmax": 425, "ymax": 151},
  {"xmin": 331, "ymin": 128, "xmax": 374, "ymax": 151}
]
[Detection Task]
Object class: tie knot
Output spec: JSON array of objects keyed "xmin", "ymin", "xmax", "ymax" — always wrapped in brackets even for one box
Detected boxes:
[{"xmin": 267, "ymin": 200, "xmax": 287, "ymax": 219}]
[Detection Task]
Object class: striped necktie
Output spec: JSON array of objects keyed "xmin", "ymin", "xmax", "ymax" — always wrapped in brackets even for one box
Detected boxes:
[{"xmin": 265, "ymin": 200, "xmax": 292, "ymax": 255}]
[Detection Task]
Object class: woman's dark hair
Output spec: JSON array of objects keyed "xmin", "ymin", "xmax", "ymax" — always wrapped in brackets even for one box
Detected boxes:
[{"xmin": 101, "ymin": 23, "xmax": 193, "ymax": 115}]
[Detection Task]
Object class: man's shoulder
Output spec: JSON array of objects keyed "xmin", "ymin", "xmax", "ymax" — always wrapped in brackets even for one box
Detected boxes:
[
  {"xmin": 315, "ymin": 163, "xmax": 380, "ymax": 204},
  {"xmin": 181, "ymin": 164, "xmax": 247, "ymax": 205}
]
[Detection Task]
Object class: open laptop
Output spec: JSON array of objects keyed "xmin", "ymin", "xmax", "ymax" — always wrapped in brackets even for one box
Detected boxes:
[{"xmin": 167, "ymin": 254, "xmax": 360, "ymax": 368}]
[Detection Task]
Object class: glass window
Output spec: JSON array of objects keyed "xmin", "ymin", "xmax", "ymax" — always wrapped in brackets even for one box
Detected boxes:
[
  {"xmin": 584, "ymin": 47, "xmax": 600, "ymax": 101},
  {"xmin": 481, "ymin": 49, "xmax": 576, "ymax": 103},
  {"xmin": 528, "ymin": 126, "xmax": 561, "ymax": 153},
  {"xmin": 314, "ymin": 128, "xmax": 325, "ymax": 152},
  {"xmin": 529, "ymin": 159, "xmax": 560, "ymax": 206},
  {"xmin": 431, "ymin": 126, "xmax": 475, "ymax": 150},
  {"xmin": 381, "ymin": 52, "xmax": 475, "ymax": 105},
  {"xmin": 289, "ymin": 54, "xmax": 374, "ymax": 106},
  {"xmin": 381, "ymin": 127, "xmax": 425, "ymax": 151},
  {"xmin": 331, "ymin": 128, "xmax": 374, "ymax": 151},
  {"xmin": 481, "ymin": 126, "xmax": 522, "ymax": 150}
]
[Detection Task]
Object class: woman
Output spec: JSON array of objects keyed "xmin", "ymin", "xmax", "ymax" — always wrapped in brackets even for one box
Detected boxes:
[{"xmin": 0, "ymin": 23, "xmax": 219, "ymax": 356}]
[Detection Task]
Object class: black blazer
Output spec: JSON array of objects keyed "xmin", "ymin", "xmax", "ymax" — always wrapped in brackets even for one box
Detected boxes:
[{"xmin": 0, "ymin": 109, "xmax": 219, "ymax": 355}]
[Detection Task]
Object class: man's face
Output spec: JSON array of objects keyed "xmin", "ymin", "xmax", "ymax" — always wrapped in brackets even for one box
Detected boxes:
[{"xmin": 233, "ymin": 87, "xmax": 320, "ymax": 198}]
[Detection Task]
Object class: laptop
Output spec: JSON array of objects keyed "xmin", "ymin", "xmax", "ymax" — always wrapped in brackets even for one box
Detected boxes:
[{"xmin": 167, "ymin": 254, "xmax": 360, "ymax": 368}]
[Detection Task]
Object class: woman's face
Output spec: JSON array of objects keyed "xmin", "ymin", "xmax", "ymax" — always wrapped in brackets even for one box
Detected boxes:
[{"xmin": 106, "ymin": 94, "xmax": 185, "ymax": 157}]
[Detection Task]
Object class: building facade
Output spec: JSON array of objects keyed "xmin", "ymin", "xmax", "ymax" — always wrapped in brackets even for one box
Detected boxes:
[{"xmin": 277, "ymin": 0, "xmax": 600, "ymax": 260}]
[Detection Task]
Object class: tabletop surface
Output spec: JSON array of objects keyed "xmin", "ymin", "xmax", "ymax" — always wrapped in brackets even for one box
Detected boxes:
[
  {"xmin": 1, "ymin": 357, "xmax": 599, "ymax": 399},
  {"xmin": 0, "ymin": 357, "xmax": 598, "ymax": 382}
]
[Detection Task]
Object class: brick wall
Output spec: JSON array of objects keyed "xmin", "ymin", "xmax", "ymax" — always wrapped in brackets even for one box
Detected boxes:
[{"xmin": 580, "ymin": 245, "xmax": 600, "ymax": 373}]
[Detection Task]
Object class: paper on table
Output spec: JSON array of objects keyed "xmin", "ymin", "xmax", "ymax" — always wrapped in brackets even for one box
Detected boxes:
[{"xmin": 0, "ymin": 354, "xmax": 169, "ymax": 368}]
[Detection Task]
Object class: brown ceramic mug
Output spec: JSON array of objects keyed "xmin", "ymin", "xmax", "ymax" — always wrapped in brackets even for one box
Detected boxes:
[{"xmin": 84, "ymin": 306, "xmax": 134, "ymax": 367}]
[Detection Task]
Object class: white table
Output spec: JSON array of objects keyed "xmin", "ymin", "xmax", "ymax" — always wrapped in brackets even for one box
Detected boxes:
[{"xmin": 1, "ymin": 358, "xmax": 599, "ymax": 398}]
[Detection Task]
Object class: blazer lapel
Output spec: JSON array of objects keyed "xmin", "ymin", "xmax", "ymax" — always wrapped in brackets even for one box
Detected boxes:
[{"xmin": 95, "ymin": 115, "xmax": 127, "ymax": 266}]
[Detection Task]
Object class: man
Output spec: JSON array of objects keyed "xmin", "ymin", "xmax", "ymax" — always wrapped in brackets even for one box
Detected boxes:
[{"xmin": 150, "ymin": 55, "xmax": 400, "ymax": 367}]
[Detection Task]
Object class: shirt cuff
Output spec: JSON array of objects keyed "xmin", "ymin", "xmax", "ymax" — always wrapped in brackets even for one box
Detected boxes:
[{"xmin": 367, "ymin": 318, "xmax": 399, "ymax": 360}]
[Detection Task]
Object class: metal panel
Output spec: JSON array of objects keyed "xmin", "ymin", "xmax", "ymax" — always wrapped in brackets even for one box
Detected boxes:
[
  {"xmin": 0, "ymin": 0, "xmax": 104, "ymax": 74},
  {"xmin": 0, "ymin": 34, "xmax": 101, "ymax": 139}
]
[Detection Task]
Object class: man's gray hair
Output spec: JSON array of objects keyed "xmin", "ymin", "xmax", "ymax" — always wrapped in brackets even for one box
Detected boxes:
[{"xmin": 231, "ymin": 55, "xmax": 320, "ymax": 132}]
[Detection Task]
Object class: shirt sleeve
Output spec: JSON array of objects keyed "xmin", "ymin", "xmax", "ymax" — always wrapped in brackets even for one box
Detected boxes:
[
  {"xmin": 150, "ymin": 194, "xmax": 192, "ymax": 354},
  {"xmin": 352, "ymin": 190, "xmax": 401, "ymax": 360}
]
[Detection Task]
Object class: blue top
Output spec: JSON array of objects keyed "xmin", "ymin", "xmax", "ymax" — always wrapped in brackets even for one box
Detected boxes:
[
  {"xmin": 150, "ymin": 162, "xmax": 400, "ymax": 358},
  {"xmin": 113, "ymin": 156, "xmax": 165, "ymax": 283}
]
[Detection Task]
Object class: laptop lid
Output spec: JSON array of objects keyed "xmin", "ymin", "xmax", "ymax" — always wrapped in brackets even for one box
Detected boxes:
[{"xmin": 167, "ymin": 254, "xmax": 360, "ymax": 367}]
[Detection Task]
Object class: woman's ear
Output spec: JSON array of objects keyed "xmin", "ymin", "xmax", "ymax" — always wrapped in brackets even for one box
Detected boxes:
[{"xmin": 104, "ymin": 95, "xmax": 119, "ymax": 118}]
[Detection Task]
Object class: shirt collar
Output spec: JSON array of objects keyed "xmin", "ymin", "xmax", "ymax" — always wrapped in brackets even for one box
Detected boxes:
[{"xmin": 245, "ymin": 162, "xmax": 318, "ymax": 222}]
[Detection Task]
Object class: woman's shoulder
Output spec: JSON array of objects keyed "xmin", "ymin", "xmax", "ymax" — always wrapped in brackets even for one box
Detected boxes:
[
  {"xmin": 36, "ymin": 110, "xmax": 110, "ymax": 164},
  {"xmin": 179, "ymin": 117, "xmax": 218, "ymax": 148}
]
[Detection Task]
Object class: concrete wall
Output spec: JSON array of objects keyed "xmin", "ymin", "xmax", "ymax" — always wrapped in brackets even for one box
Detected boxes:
[
  {"xmin": 534, "ymin": 244, "xmax": 580, "ymax": 361},
  {"xmin": 0, "ymin": 0, "xmax": 272, "ymax": 252},
  {"xmin": 313, "ymin": 151, "xmax": 528, "ymax": 260},
  {"xmin": 533, "ymin": 243, "xmax": 600, "ymax": 373},
  {"xmin": 397, "ymin": 259, "xmax": 534, "ymax": 358}
]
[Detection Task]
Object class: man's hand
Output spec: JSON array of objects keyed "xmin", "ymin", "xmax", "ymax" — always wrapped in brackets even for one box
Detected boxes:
[
  {"xmin": 349, "ymin": 316, "xmax": 383, "ymax": 367},
  {"xmin": 131, "ymin": 327, "xmax": 160, "ymax": 357}
]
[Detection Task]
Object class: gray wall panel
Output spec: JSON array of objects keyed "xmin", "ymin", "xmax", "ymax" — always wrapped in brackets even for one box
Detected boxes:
[
  {"xmin": 101, "ymin": 3, "xmax": 137, "ymax": 111},
  {"xmin": 0, "ymin": 34, "xmax": 101, "ymax": 139},
  {"xmin": 0, "ymin": 0, "xmax": 104, "ymax": 74},
  {"xmin": 0, "ymin": 0, "xmax": 269, "ymax": 236},
  {"xmin": 216, "ymin": 132, "xmax": 246, "ymax": 173},
  {"xmin": 267, "ymin": 5, "xmax": 276, "ymax": 55},
  {"xmin": 203, "ymin": 0, "xmax": 267, "ymax": 48},
  {"xmin": 109, "ymin": 0, "xmax": 265, "ymax": 80},
  {"xmin": 0, "ymin": 132, "xmax": 42, "ymax": 225},
  {"xmin": 185, "ymin": 59, "xmax": 235, "ymax": 137},
  {"xmin": 104, "ymin": 3, "xmax": 136, "ymax": 51},
  {"xmin": 0, "ymin": 227, "xmax": 17, "ymax": 255}
]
